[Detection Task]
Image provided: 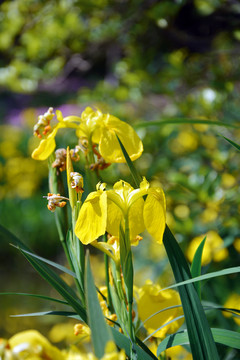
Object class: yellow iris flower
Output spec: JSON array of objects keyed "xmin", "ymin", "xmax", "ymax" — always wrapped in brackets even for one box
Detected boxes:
[
  {"xmin": 75, "ymin": 107, "xmax": 143, "ymax": 163},
  {"xmin": 32, "ymin": 106, "xmax": 143, "ymax": 163},
  {"xmin": 75, "ymin": 178, "xmax": 166, "ymax": 246}
]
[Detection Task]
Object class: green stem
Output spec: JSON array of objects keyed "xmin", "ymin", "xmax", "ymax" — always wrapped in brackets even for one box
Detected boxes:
[
  {"xmin": 48, "ymin": 156, "xmax": 71, "ymax": 262},
  {"xmin": 72, "ymin": 204, "xmax": 85, "ymax": 305},
  {"xmin": 103, "ymin": 233, "xmax": 113, "ymax": 311},
  {"xmin": 123, "ymin": 215, "xmax": 135, "ymax": 343}
]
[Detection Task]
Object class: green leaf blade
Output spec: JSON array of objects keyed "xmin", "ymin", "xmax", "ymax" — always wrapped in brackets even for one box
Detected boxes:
[
  {"xmin": 134, "ymin": 118, "xmax": 239, "ymax": 129},
  {"xmin": 163, "ymin": 226, "xmax": 219, "ymax": 360},
  {"xmin": 190, "ymin": 236, "xmax": 206, "ymax": 297},
  {"xmin": 85, "ymin": 253, "xmax": 113, "ymax": 358},
  {"xmin": 157, "ymin": 328, "xmax": 240, "ymax": 355}
]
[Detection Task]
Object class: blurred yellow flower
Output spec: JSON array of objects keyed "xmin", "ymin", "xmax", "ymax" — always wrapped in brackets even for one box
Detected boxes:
[
  {"xmin": 201, "ymin": 134, "xmax": 217, "ymax": 150},
  {"xmin": 221, "ymin": 173, "xmax": 236, "ymax": 189},
  {"xmin": 169, "ymin": 131, "xmax": 198, "ymax": 154},
  {"xmin": 174, "ymin": 204, "xmax": 190, "ymax": 219},
  {"xmin": 65, "ymin": 341, "xmax": 125, "ymax": 360},
  {"xmin": 166, "ymin": 345, "xmax": 192, "ymax": 359},
  {"xmin": 200, "ymin": 202, "xmax": 219, "ymax": 224},
  {"xmin": 49, "ymin": 322, "xmax": 88, "ymax": 344},
  {"xmin": 75, "ymin": 178, "xmax": 166, "ymax": 246},
  {"xmin": 233, "ymin": 238, "xmax": 240, "ymax": 252},
  {"xmin": 137, "ymin": 280, "xmax": 184, "ymax": 338},
  {"xmin": 186, "ymin": 231, "xmax": 228, "ymax": 266},
  {"xmin": 223, "ymin": 293, "xmax": 240, "ymax": 326},
  {"xmin": 8, "ymin": 330, "xmax": 65, "ymax": 360}
]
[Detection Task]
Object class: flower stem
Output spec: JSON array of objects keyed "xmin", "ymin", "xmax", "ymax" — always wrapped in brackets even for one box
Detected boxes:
[{"xmin": 103, "ymin": 233, "xmax": 113, "ymax": 311}]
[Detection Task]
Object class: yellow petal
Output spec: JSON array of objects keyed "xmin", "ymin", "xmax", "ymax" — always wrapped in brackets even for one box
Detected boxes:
[
  {"xmin": 31, "ymin": 137, "xmax": 56, "ymax": 160},
  {"xmin": 99, "ymin": 115, "xmax": 143, "ymax": 163},
  {"xmin": 143, "ymin": 188, "xmax": 166, "ymax": 244},
  {"xmin": 128, "ymin": 198, "xmax": 145, "ymax": 240},
  {"xmin": 106, "ymin": 197, "xmax": 123, "ymax": 237},
  {"xmin": 76, "ymin": 122, "xmax": 90, "ymax": 138},
  {"xmin": 81, "ymin": 106, "xmax": 97, "ymax": 121},
  {"xmin": 31, "ymin": 121, "xmax": 77, "ymax": 161},
  {"xmin": 56, "ymin": 109, "xmax": 64, "ymax": 122},
  {"xmin": 9, "ymin": 330, "xmax": 65, "ymax": 360},
  {"xmin": 137, "ymin": 281, "xmax": 183, "ymax": 338},
  {"xmin": 75, "ymin": 191, "xmax": 107, "ymax": 244}
]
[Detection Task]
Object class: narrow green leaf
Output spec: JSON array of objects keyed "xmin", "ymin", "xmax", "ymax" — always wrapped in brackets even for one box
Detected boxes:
[
  {"xmin": 204, "ymin": 305, "xmax": 240, "ymax": 317},
  {"xmin": 85, "ymin": 253, "xmax": 113, "ymax": 358},
  {"xmin": 157, "ymin": 328, "xmax": 240, "ymax": 355},
  {"xmin": 0, "ymin": 224, "xmax": 87, "ymax": 322},
  {"xmin": 190, "ymin": 236, "xmax": 206, "ymax": 297},
  {"xmin": 11, "ymin": 310, "xmax": 81, "ymax": 320},
  {"xmin": 143, "ymin": 315, "xmax": 185, "ymax": 342},
  {"xmin": 10, "ymin": 244, "xmax": 77, "ymax": 278},
  {"xmin": 221, "ymin": 135, "xmax": 240, "ymax": 151},
  {"xmin": 161, "ymin": 266, "xmax": 240, "ymax": 292},
  {"xmin": 66, "ymin": 229, "xmax": 85, "ymax": 303},
  {"xmin": 212, "ymin": 328, "xmax": 240, "ymax": 349},
  {"xmin": 116, "ymin": 135, "xmax": 142, "ymax": 188},
  {"xmin": 111, "ymin": 328, "xmax": 158, "ymax": 360},
  {"xmin": 119, "ymin": 223, "xmax": 133, "ymax": 304},
  {"xmin": 157, "ymin": 330, "xmax": 189, "ymax": 356},
  {"xmin": 134, "ymin": 119, "xmax": 239, "ymax": 129},
  {"xmin": 0, "ymin": 292, "xmax": 67, "ymax": 305},
  {"xmin": 136, "ymin": 305, "xmax": 182, "ymax": 334},
  {"xmin": 163, "ymin": 225, "xmax": 219, "ymax": 359},
  {"xmin": 22, "ymin": 250, "xmax": 87, "ymax": 323},
  {"xmin": 109, "ymin": 282, "xmax": 128, "ymax": 337}
]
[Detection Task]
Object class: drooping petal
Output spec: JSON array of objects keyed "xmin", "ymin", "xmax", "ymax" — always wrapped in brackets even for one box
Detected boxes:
[
  {"xmin": 75, "ymin": 191, "xmax": 107, "ymax": 244},
  {"xmin": 143, "ymin": 188, "xmax": 166, "ymax": 244},
  {"xmin": 31, "ymin": 137, "xmax": 56, "ymax": 160},
  {"xmin": 99, "ymin": 115, "xmax": 143, "ymax": 163}
]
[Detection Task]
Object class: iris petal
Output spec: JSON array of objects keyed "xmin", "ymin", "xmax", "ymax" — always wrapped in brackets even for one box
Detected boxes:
[
  {"xmin": 128, "ymin": 198, "xmax": 145, "ymax": 240},
  {"xmin": 75, "ymin": 191, "xmax": 107, "ymax": 244},
  {"xmin": 143, "ymin": 188, "xmax": 166, "ymax": 244},
  {"xmin": 31, "ymin": 137, "xmax": 56, "ymax": 160},
  {"xmin": 106, "ymin": 198, "xmax": 123, "ymax": 237},
  {"xmin": 99, "ymin": 115, "xmax": 143, "ymax": 163}
]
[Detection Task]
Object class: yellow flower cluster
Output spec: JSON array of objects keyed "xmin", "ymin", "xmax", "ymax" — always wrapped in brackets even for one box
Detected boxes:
[
  {"xmin": 223, "ymin": 293, "xmax": 240, "ymax": 326},
  {"xmin": 0, "ymin": 330, "xmax": 125, "ymax": 360},
  {"xmin": 186, "ymin": 231, "xmax": 228, "ymax": 265},
  {"xmin": 0, "ymin": 125, "xmax": 47, "ymax": 199}
]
